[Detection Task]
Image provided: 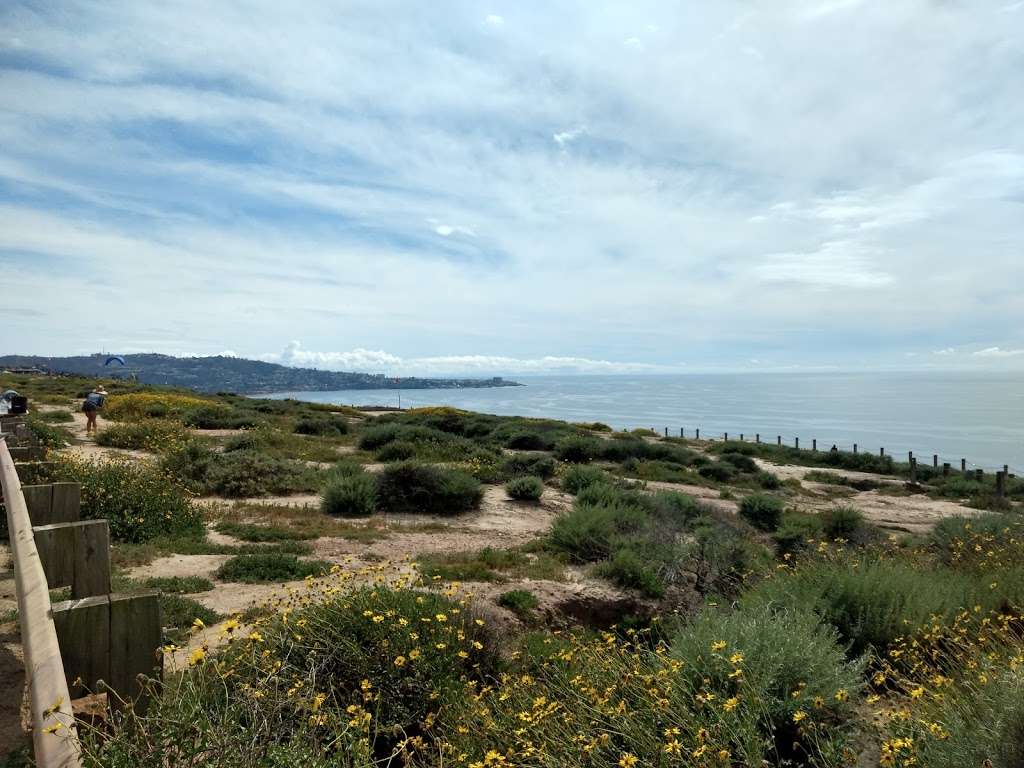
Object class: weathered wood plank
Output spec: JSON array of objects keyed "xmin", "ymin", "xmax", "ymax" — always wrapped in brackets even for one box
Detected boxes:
[
  {"xmin": 51, "ymin": 483, "xmax": 81, "ymax": 525},
  {"xmin": 33, "ymin": 520, "xmax": 111, "ymax": 597},
  {"xmin": 109, "ymin": 591, "xmax": 162, "ymax": 713},
  {"xmin": 32, "ymin": 522, "xmax": 76, "ymax": 588},
  {"xmin": 52, "ymin": 595, "xmax": 111, "ymax": 699},
  {"xmin": 21, "ymin": 483, "xmax": 53, "ymax": 525}
]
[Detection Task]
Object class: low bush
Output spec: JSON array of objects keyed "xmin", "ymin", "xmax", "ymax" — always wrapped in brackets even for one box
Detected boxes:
[
  {"xmin": 376, "ymin": 440, "xmax": 417, "ymax": 462},
  {"xmin": 773, "ymin": 511, "xmax": 823, "ymax": 556},
  {"xmin": 820, "ymin": 506, "xmax": 864, "ymax": 539},
  {"xmin": 96, "ymin": 419, "xmax": 189, "ymax": 452},
  {"xmin": 215, "ymin": 553, "xmax": 331, "ymax": 583},
  {"xmin": 498, "ymin": 589, "xmax": 540, "ymax": 616},
  {"xmin": 505, "ymin": 475, "xmax": 544, "ymax": 501},
  {"xmin": 553, "ymin": 434, "xmax": 601, "ymax": 463},
  {"xmin": 293, "ymin": 415, "xmax": 348, "ymax": 436},
  {"xmin": 573, "ymin": 421, "xmax": 612, "ymax": 432},
  {"xmin": 505, "ymin": 430, "xmax": 552, "ymax": 451},
  {"xmin": 104, "ymin": 392, "xmax": 216, "ymax": 422},
  {"xmin": 756, "ymin": 470, "xmax": 782, "ymax": 489},
  {"xmin": 321, "ymin": 472, "xmax": 378, "ymax": 517},
  {"xmin": 500, "ymin": 452, "xmax": 556, "ymax": 480},
  {"xmin": 561, "ymin": 464, "xmax": 609, "ymax": 494},
  {"xmin": 595, "ymin": 548, "xmax": 665, "ymax": 597},
  {"xmin": 738, "ymin": 493, "xmax": 784, "ymax": 532},
  {"xmin": 698, "ymin": 461, "xmax": 736, "ymax": 482},
  {"xmin": 720, "ymin": 451, "xmax": 759, "ymax": 473},
  {"xmin": 376, "ymin": 461, "xmax": 482, "ymax": 515},
  {"xmin": 183, "ymin": 405, "xmax": 261, "ymax": 430},
  {"xmin": 25, "ymin": 415, "xmax": 70, "ymax": 448},
  {"xmin": 159, "ymin": 594, "xmax": 220, "ymax": 644},
  {"xmin": 48, "ymin": 455, "xmax": 202, "ymax": 543},
  {"xmin": 162, "ymin": 442, "xmax": 322, "ymax": 497},
  {"xmin": 34, "ymin": 409, "xmax": 74, "ymax": 423}
]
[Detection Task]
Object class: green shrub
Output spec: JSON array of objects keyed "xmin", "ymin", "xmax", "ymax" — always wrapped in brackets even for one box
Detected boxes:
[
  {"xmin": 548, "ymin": 487, "xmax": 649, "ymax": 562},
  {"xmin": 773, "ymin": 511, "xmax": 823, "ymax": 556},
  {"xmin": 820, "ymin": 506, "xmax": 864, "ymax": 539},
  {"xmin": 595, "ymin": 548, "xmax": 665, "ymax": 597},
  {"xmin": 25, "ymin": 415, "xmax": 70, "ymax": 448},
  {"xmin": 505, "ymin": 430, "xmax": 552, "ymax": 451},
  {"xmin": 96, "ymin": 418, "xmax": 189, "ymax": 451},
  {"xmin": 376, "ymin": 440, "xmax": 416, "ymax": 462},
  {"xmin": 756, "ymin": 471, "xmax": 782, "ymax": 490},
  {"xmin": 182, "ymin": 405, "xmax": 261, "ymax": 429},
  {"xmin": 574, "ymin": 421, "xmax": 612, "ymax": 432},
  {"xmin": 553, "ymin": 435, "xmax": 601, "ymax": 463},
  {"xmin": 215, "ymin": 553, "xmax": 331, "ymax": 583},
  {"xmin": 161, "ymin": 443, "xmax": 322, "ymax": 498},
  {"xmin": 669, "ymin": 604, "xmax": 865, "ymax": 760},
  {"xmin": 505, "ymin": 475, "xmax": 544, "ymax": 501},
  {"xmin": 159, "ymin": 594, "xmax": 220, "ymax": 644},
  {"xmin": 698, "ymin": 461, "xmax": 736, "ymax": 482},
  {"xmin": 500, "ymin": 453, "xmax": 556, "ymax": 480},
  {"xmin": 738, "ymin": 493, "xmax": 784, "ymax": 531},
  {"xmin": 34, "ymin": 410, "xmax": 74, "ymax": 423},
  {"xmin": 498, "ymin": 589, "xmax": 540, "ymax": 616},
  {"xmin": 720, "ymin": 451, "xmax": 759, "ymax": 473},
  {"xmin": 293, "ymin": 415, "xmax": 348, "ymax": 436},
  {"xmin": 376, "ymin": 461, "xmax": 482, "ymax": 515},
  {"xmin": 321, "ymin": 472, "xmax": 378, "ymax": 517},
  {"xmin": 561, "ymin": 464, "xmax": 609, "ymax": 494},
  {"xmin": 48, "ymin": 455, "xmax": 202, "ymax": 543}
]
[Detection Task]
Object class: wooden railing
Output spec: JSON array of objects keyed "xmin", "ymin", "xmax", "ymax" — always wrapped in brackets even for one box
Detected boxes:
[{"xmin": 1, "ymin": 437, "xmax": 82, "ymax": 767}]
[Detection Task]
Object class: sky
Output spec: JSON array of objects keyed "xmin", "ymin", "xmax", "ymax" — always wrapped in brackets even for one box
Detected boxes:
[{"xmin": 2, "ymin": 1, "xmax": 1023, "ymax": 376}]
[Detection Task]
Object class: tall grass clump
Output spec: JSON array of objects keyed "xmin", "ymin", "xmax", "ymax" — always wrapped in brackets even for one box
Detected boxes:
[
  {"xmin": 293, "ymin": 415, "xmax": 348, "ymax": 436},
  {"xmin": 505, "ymin": 475, "xmax": 544, "ymax": 501},
  {"xmin": 561, "ymin": 464, "xmax": 609, "ymax": 494},
  {"xmin": 215, "ymin": 552, "xmax": 331, "ymax": 583},
  {"xmin": 96, "ymin": 419, "xmax": 190, "ymax": 452},
  {"xmin": 376, "ymin": 461, "xmax": 482, "ymax": 515},
  {"xmin": 738, "ymin": 493, "xmax": 784, "ymax": 531},
  {"xmin": 321, "ymin": 472, "xmax": 378, "ymax": 517}
]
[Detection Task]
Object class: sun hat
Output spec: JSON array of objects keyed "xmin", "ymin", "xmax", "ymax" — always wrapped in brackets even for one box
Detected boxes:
[{"xmin": 96, "ymin": 386, "xmax": 108, "ymax": 394}]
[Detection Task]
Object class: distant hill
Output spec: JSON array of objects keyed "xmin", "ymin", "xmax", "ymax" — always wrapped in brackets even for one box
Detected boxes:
[{"xmin": 0, "ymin": 353, "xmax": 521, "ymax": 395}]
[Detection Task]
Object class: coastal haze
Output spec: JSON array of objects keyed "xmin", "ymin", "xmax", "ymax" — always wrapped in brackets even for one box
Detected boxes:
[{"xmin": 270, "ymin": 371, "xmax": 1024, "ymax": 473}]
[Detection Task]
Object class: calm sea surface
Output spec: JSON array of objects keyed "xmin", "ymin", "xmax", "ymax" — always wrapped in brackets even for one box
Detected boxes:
[{"xmin": 268, "ymin": 372, "xmax": 1024, "ymax": 472}]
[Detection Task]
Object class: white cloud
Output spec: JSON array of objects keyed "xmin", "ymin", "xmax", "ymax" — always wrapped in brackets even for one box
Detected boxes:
[
  {"xmin": 484, "ymin": 14, "xmax": 504, "ymax": 26},
  {"xmin": 552, "ymin": 127, "xmax": 586, "ymax": 147},
  {"xmin": 261, "ymin": 342, "xmax": 674, "ymax": 375},
  {"xmin": 974, "ymin": 347, "xmax": 1024, "ymax": 358},
  {"xmin": 932, "ymin": 348, "xmax": 956, "ymax": 356}
]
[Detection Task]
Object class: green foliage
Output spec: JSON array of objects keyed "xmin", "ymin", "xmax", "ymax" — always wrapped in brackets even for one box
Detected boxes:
[
  {"xmin": 375, "ymin": 440, "xmax": 417, "ymax": 462},
  {"xmin": 34, "ymin": 409, "xmax": 74, "ymax": 423},
  {"xmin": 500, "ymin": 452, "xmax": 556, "ymax": 480},
  {"xmin": 215, "ymin": 553, "xmax": 331, "ymax": 583},
  {"xmin": 214, "ymin": 521, "xmax": 317, "ymax": 542},
  {"xmin": 48, "ymin": 455, "xmax": 202, "ymax": 543},
  {"xmin": 183, "ymin": 405, "xmax": 262, "ymax": 429},
  {"xmin": 670, "ymin": 605, "xmax": 865, "ymax": 759},
  {"xmin": 820, "ymin": 506, "xmax": 865, "ymax": 539},
  {"xmin": 573, "ymin": 421, "xmax": 612, "ymax": 432},
  {"xmin": 416, "ymin": 546, "xmax": 563, "ymax": 583},
  {"xmin": 720, "ymin": 451, "xmax": 759, "ymax": 473},
  {"xmin": 25, "ymin": 414, "xmax": 70, "ymax": 448},
  {"xmin": 595, "ymin": 548, "xmax": 665, "ymax": 597},
  {"xmin": 738, "ymin": 493, "xmax": 784, "ymax": 532},
  {"xmin": 710, "ymin": 440, "xmax": 895, "ymax": 475},
  {"xmin": 293, "ymin": 415, "xmax": 348, "ymax": 436},
  {"xmin": 554, "ymin": 434, "xmax": 601, "ymax": 463},
  {"xmin": 321, "ymin": 472, "xmax": 378, "ymax": 517},
  {"xmin": 376, "ymin": 461, "xmax": 482, "ymax": 515},
  {"xmin": 505, "ymin": 475, "xmax": 544, "ymax": 501},
  {"xmin": 561, "ymin": 464, "xmax": 609, "ymax": 494},
  {"xmin": 159, "ymin": 594, "xmax": 221, "ymax": 644},
  {"xmin": 804, "ymin": 470, "xmax": 881, "ymax": 491},
  {"xmin": 160, "ymin": 441, "xmax": 322, "ymax": 497},
  {"xmin": 698, "ymin": 461, "xmax": 737, "ymax": 482},
  {"xmin": 498, "ymin": 589, "xmax": 540, "ymax": 616},
  {"xmin": 505, "ymin": 430, "xmax": 552, "ymax": 450},
  {"xmin": 773, "ymin": 511, "xmax": 823, "ymax": 556},
  {"xmin": 96, "ymin": 418, "xmax": 189, "ymax": 451}
]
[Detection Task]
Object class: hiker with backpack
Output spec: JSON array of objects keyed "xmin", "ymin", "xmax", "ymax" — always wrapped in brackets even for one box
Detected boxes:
[{"xmin": 83, "ymin": 385, "xmax": 107, "ymax": 434}]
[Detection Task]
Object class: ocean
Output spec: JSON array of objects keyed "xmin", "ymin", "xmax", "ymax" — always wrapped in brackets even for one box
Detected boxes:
[{"xmin": 266, "ymin": 372, "xmax": 1024, "ymax": 473}]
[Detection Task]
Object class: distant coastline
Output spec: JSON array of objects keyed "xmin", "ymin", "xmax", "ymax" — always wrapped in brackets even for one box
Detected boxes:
[{"xmin": 0, "ymin": 353, "xmax": 522, "ymax": 395}]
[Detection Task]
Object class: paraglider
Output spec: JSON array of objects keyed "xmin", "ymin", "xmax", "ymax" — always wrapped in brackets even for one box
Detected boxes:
[{"xmin": 104, "ymin": 355, "xmax": 126, "ymax": 367}]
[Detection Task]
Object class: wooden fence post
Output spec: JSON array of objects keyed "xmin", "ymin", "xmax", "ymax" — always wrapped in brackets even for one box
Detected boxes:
[
  {"xmin": 961, "ymin": 458, "xmax": 967, "ymax": 473},
  {"xmin": 853, "ymin": 443, "xmax": 858, "ymax": 454},
  {"xmin": 756, "ymin": 433, "xmax": 760, "ymax": 443},
  {"xmin": 22, "ymin": 482, "xmax": 80, "ymax": 526},
  {"xmin": 109, "ymin": 592, "xmax": 162, "ymax": 713},
  {"xmin": 34, "ymin": 520, "xmax": 112, "ymax": 598},
  {"xmin": 664, "ymin": 427, "xmax": 668, "ymax": 437},
  {"xmin": 909, "ymin": 458, "xmax": 917, "ymax": 484},
  {"xmin": 933, "ymin": 454, "xmax": 938, "ymax": 468},
  {"xmin": 880, "ymin": 447, "xmax": 885, "ymax": 457},
  {"xmin": 52, "ymin": 596, "xmax": 111, "ymax": 699},
  {"xmin": 996, "ymin": 471, "xmax": 1007, "ymax": 499},
  {"xmin": 812, "ymin": 439, "xmax": 817, "ymax": 451},
  {"xmin": 696, "ymin": 429, "xmax": 700, "ymax": 440},
  {"xmin": 795, "ymin": 437, "xmax": 799, "ymax": 449},
  {"xmin": 777, "ymin": 435, "xmax": 781, "ymax": 446},
  {"xmin": 975, "ymin": 469, "xmax": 984, "ymax": 481},
  {"xmin": 943, "ymin": 463, "xmax": 950, "ymax": 477},
  {"xmin": 724, "ymin": 432, "xmax": 728, "ymax": 442}
]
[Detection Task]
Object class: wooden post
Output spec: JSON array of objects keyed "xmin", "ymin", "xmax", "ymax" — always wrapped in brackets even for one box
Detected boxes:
[
  {"xmin": 777, "ymin": 435, "xmax": 782, "ymax": 446},
  {"xmin": 724, "ymin": 432, "xmax": 728, "ymax": 442},
  {"xmin": 34, "ymin": 520, "xmax": 111, "ymax": 598},
  {"xmin": 795, "ymin": 437, "xmax": 799, "ymax": 449},
  {"xmin": 696, "ymin": 428, "xmax": 700, "ymax": 440},
  {"xmin": 933, "ymin": 454, "xmax": 938, "ymax": 468},
  {"xmin": 908, "ymin": 451, "xmax": 914, "ymax": 463},
  {"xmin": 22, "ymin": 482, "xmax": 80, "ymax": 527},
  {"xmin": 853, "ymin": 443, "xmax": 858, "ymax": 454},
  {"xmin": 909, "ymin": 457, "xmax": 917, "ymax": 484},
  {"xmin": 975, "ymin": 469, "xmax": 984, "ymax": 481},
  {"xmin": 996, "ymin": 471, "xmax": 1007, "ymax": 499},
  {"xmin": 812, "ymin": 439, "xmax": 817, "ymax": 451},
  {"xmin": 880, "ymin": 447, "xmax": 885, "ymax": 457},
  {"xmin": 664, "ymin": 427, "xmax": 668, "ymax": 437},
  {"xmin": 740, "ymin": 433, "xmax": 744, "ymax": 442},
  {"xmin": 680, "ymin": 427, "xmax": 684, "ymax": 438},
  {"xmin": 756, "ymin": 433, "xmax": 760, "ymax": 443},
  {"xmin": 1004, "ymin": 464, "xmax": 1010, "ymax": 476},
  {"xmin": 961, "ymin": 458, "xmax": 967, "ymax": 472},
  {"xmin": 943, "ymin": 462, "xmax": 950, "ymax": 477},
  {"xmin": 52, "ymin": 596, "xmax": 111, "ymax": 699},
  {"xmin": 109, "ymin": 591, "xmax": 162, "ymax": 713}
]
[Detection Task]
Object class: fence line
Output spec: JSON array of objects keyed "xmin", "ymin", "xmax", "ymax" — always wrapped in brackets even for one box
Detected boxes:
[
  {"xmin": 640, "ymin": 424, "xmax": 1019, "ymax": 477},
  {"xmin": 1, "ymin": 437, "xmax": 82, "ymax": 767}
]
